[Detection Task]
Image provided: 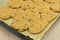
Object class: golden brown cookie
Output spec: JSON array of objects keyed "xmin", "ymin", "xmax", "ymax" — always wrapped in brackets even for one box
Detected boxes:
[
  {"xmin": 0, "ymin": 7, "xmax": 12, "ymax": 19},
  {"xmin": 42, "ymin": 10, "xmax": 57, "ymax": 22},
  {"xmin": 50, "ymin": 3, "xmax": 60, "ymax": 12},
  {"xmin": 7, "ymin": 0, "xmax": 21, "ymax": 8},
  {"xmin": 44, "ymin": 0, "xmax": 60, "ymax": 12},
  {"xmin": 0, "ymin": 6, "xmax": 18, "ymax": 19},
  {"xmin": 12, "ymin": 19, "xmax": 29, "ymax": 32},
  {"xmin": 11, "ymin": 12, "xmax": 29, "ymax": 32},
  {"xmin": 28, "ymin": 16, "xmax": 48, "ymax": 34}
]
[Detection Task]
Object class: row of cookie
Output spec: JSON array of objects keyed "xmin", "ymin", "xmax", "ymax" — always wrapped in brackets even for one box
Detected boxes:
[
  {"xmin": 11, "ymin": 8, "xmax": 57, "ymax": 34},
  {"xmin": 0, "ymin": 5, "xmax": 57, "ymax": 34},
  {"xmin": 0, "ymin": 0, "xmax": 58, "ymax": 34}
]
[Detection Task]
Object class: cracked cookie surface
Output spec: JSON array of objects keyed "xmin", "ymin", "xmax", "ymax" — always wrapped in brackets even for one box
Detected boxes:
[{"xmin": 0, "ymin": 0, "xmax": 58, "ymax": 34}]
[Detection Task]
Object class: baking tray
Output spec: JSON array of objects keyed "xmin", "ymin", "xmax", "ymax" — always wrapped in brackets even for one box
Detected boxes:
[
  {"xmin": 0, "ymin": 0, "xmax": 60, "ymax": 40},
  {"xmin": 0, "ymin": 20, "xmax": 33, "ymax": 40},
  {"xmin": 0, "ymin": 15, "xmax": 60, "ymax": 40}
]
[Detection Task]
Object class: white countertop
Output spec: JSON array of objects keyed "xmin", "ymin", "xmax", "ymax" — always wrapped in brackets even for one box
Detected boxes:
[
  {"xmin": 0, "ymin": 26, "xmax": 20, "ymax": 40},
  {"xmin": 41, "ymin": 17, "xmax": 60, "ymax": 40}
]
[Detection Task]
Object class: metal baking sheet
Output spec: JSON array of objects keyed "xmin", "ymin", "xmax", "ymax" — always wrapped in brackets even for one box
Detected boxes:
[
  {"xmin": 0, "ymin": 15, "xmax": 59, "ymax": 40},
  {"xmin": 0, "ymin": 20, "xmax": 33, "ymax": 40}
]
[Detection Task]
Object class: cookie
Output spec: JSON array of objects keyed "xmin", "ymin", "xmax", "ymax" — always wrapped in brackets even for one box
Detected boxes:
[
  {"xmin": 12, "ymin": 18, "xmax": 29, "ymax": 32},
  {"xmin": 28, "ymin": 16, "xmax": 48, "ymax": 34},
  {"xmin": 44, "ymin": 0, "xmax": 60, "ymax": 12},
  {"xmin": 7, "ymin": 0, "xmax": 21, "ymax": 8},
  {"xmin": 42, "ymin": 10, "xmax": 57, "ymax": 22},
  {"xmin": 11, "ymin": 12, "xmax": 29, "ymax": 31},
  {"xmin": 46, "ymin": 10, "xmax": 57, "ymax": 22},
  {"xmin": 50, "ymin": 3, "xmax": 60, "ymax": 13},
  {"xmin": 0, "ymin": 7, "xmax": 11, "ymax": 19},
  {"xmin": 0, "ymin": 7, "xmax": 18, "ymax": 19}
]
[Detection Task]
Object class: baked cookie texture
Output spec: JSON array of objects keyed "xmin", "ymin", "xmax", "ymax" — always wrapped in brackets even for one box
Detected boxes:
[
  {"xmin": 0, "ymin": 7, "xmax": 13, "ymax": 19},
  {"xmin": 44, "ymin": 0, "xmax": 60, "ymax": 12},
  {"xmin": 7, "ymin": 0, "xmax": 21, "ymax": 8},
  {"xmin": 0, "ymin": 0, "xmax": 58, "ymax": 34},
  {"xmin": 0, "ymin": 6, "xmax": 18, "ymax": 19}
]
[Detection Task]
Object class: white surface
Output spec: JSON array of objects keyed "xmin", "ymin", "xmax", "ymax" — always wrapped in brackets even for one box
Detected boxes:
[
  {"xmin": 41, "ymin": 17, "xmax": 60, "ymax": 40},
  {"xmin": 0, "ymin": 0, "xmax": 9, "ymax": 7},
  {"xmin": 0, "ymin": 27, "xmax": 20, "ymax": 40}
]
